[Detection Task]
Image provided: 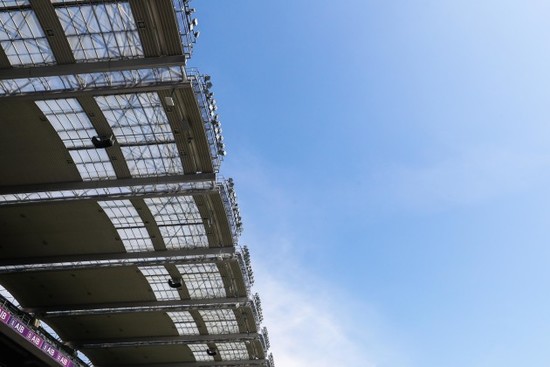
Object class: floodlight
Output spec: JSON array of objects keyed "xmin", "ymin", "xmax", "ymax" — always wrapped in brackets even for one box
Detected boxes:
[
  {"xmin": 168, "ymin": 278, "xmax": 182, "ymax": 289},
  {"xmin": 91, "ymin": 135, "xmax": 114, "ymax": 149}
]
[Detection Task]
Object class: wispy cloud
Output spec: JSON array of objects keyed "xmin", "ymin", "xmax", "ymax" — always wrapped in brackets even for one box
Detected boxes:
[
  {"xmin": 225, "ymin": 149, "xmax": 408, "ymax": 367},
  {"xmin": 256, "ymin": 269, "xmax": 375, "ymax": 367}
]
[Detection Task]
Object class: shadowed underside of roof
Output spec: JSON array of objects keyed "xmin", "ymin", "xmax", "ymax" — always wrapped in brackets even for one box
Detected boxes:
[{"xmin": 0, "ymin": 1, "xmax": 273, "ymax": 366}]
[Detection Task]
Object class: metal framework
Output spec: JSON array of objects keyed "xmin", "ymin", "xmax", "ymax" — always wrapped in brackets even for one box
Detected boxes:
[
  {"xmin": 71, "ymin": 333, "xmax": 260, "ymax": 348},
  {"xmin": 0, "ymin": 248, "xmax": 235, "ymax": 273},
  {"xmin": 27, "ymin": 297, "xmax": 250, "ymax": 317},
  {"xmin": 0, "ymin": 0, "xmax": 274, "ymax": 366}
]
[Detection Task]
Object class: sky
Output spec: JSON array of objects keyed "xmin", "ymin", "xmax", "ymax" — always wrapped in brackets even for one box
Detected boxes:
[{"xmin": 192, "ymin": 1, "xmax": 550, "ymax": 366}]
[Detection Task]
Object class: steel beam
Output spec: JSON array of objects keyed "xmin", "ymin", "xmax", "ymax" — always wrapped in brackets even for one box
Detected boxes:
[
  {"xmin": 0, "ymin": 174, "xmax": 217, "ymax": 206},
  {"xmin": 72, "ymin": 333, "xmax": 260, "ymax": 349},
  {"xmin": 0, "ymin": 248, "xmax": 236, "ymax": 274},
  {"xmin": 0, "ymin": 81, "xmax": 190, "ymax": 101},
  {"xmin": 27, "ymin": 298, "xmax": 250, "ymax": 318},
  {"xmin": 0, "ymin": 173, "xmax": 214, "ymax": 195},
  {"xmin": 0, "ymin": 248, "xmax": 235, "ymax": 266},
  {"xmin": 0, "ymin": 56, "xmax": 187, "ymax": 80},
  {"xmin": 95, "ymin": 361, "xmax": 267, "ymax": 367}
]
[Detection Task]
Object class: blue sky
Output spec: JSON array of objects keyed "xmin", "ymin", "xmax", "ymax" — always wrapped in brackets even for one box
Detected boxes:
[{"xmin": 193, "ymin": 1, "xmax": 550, "ymax": 366}]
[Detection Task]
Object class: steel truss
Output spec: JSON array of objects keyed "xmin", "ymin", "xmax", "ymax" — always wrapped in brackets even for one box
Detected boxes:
[
  {"xmin": 71, "ymin": 333, "xmax": 260, "ymax": 349},
  {"xmin": 27, "ymin": 298, "xmax": 250, "ymax": 318},
  {"xmin": 0, "ymin": 248, "xmax": 236, "ymax": 274},
  {"xmin": 0, "ymin": 174, "xmax": 216, "ymax": 206}
]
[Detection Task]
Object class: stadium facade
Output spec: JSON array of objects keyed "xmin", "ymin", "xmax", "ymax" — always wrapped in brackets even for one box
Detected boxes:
[{"xmin": 0, "ymin": 1, "xmax": 274, "ymax": 366}]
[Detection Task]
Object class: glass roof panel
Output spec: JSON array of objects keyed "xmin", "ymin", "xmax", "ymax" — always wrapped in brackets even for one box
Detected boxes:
[
  {"xmin": 144, "ymin": 196, "xmax": 202, "ymax": 225},
  {"xmin": 199, "ymin": 309, "xmax": 239, "ymax": 335},
  {"xmin": 139, "ymin": 266, "xmax": 180, "ymax": 301},
  {"xmin": 145, "ymin": 196, "xmax": 208, "ymax": 249},
  {"xmin": 0, "ymin": 1, "xmax": 29, "ymax": 6},
  {"xmin": 55, "ymin": 2, "xmax": 143, "ymax": 62},
  {"xmin": 177, "ymin": 264, "xmax": 226, "ymax": 299},
  {"xmin": 158, "ymin": 224, "xmax": 209, "ymax": 249},
  {"xmin": 95, "ymin": 93, "xmax": 174, "ymax": 144},
  {"xmin": 188, "ymin": 344, "xmax": 215, "ymax": 362},
  {"xmin": 35, "ymin": 98, "xmax": 116, "ymax": 180},
  {"xmin": 69, "ymin": 149, "xmax": 116, "ymax": 181},
  {"xmin": 216, "ymin": 342, "xmax": 249, "ymax": 360},
  {"xmin": 121, "ymin": 143, "xmax": 183, "ymax": 177},
  {"xmin": 0, "ymin": 9, "xmax": 55, "ymax": 66},
  {"xmin": 167, "ymin": 311, "xmax": 200, "ymax": 335},
  {"xmin": 99, "ymin": 200, "xmax": 154, "ymax": 252}
]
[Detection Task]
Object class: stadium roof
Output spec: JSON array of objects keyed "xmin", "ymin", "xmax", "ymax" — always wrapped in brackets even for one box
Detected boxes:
[{"xmin": 0, "ymin": 1, "xmax": 274, "ymax": 366}]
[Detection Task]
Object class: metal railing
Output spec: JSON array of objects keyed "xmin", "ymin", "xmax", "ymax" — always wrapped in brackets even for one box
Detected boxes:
[
  {"xmin": 236, "ymin": 245, "xmax": 255, "ymax": 291},
  {"xmin": 172, "ymin": 0, "xmax": 200, "ymax": 59},
  {"xmin": 0, "ymin": 294, "xmax": 90, "ymax": 367},
  {"xmin": 217, "ymin": 178, "xmax": 244, "ymax": 242},
  {"xmin": 187, "ymin": 67, "xmax": 226, "ymax": 172}
]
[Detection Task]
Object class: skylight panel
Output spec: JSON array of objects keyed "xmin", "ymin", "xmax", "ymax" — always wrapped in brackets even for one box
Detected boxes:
[
  {"xmin": 35, "ymin": 98, "xmax": 116, "ymax": 181},
  {"xmin": 177, "ymin": 264, "xmax": 226, "ymax": 299},
  {"xmin": 167, "ymin": 311, "xmax": 200, "ymax": 335},
  {"xmin": 95, "ymin": 92, "xmax": 184, "ymax": 177},
  {"xmin": 145, "ymin": 196, "xmax": 208, "ymax": 249},
  {"xmin": 158, "ymin": 224, "xmax": 209, "ymax": 249},
  {"xmin": 55, "ymin": 2, "xmax": 143, "ymax": 61},
  {"xmin": 139, "ymin": 266, "xmax": 180, "ymax": 301},
  {"xmin": 99, "ymin": 200, "xmax": 154, "ymax": 252},
  {"xmin": 144, "ymin": 197, "xmax": 203, "ymax": 225},
  {"xmin": 121, "ymin": 143, "xmax": 183, "ymax": 177},
  {"xmin": 95, "ymin": 93, "xmax": 174, "ymax": 144},
  {"xmin": 199, "ymin": 309, "xmax": 239, "ymax": 335},
  {"xmin": 69, "ymin": 149, "xmax": 116, "ymax": 181},
  {"xmin": 216, "ymin": 342, "xmax": 249, "ymax": 360},
  {"xmin": 188, "ymin": 344, "xmax": 215, "ymax": 362},
  {"xmin": 0, "ymin": 10, "xmax": 54, "ymax": 66},
  {"xmin": 0, "ymin": 1, "xmax": 29, "ymax": 7}
]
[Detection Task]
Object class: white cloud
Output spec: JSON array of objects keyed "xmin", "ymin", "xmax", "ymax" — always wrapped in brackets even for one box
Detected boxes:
[
  {"xmin": 255, "ymin": 266, "xmax": 379, "ymax": 367},
  {"xmin": 225, "ymin": 148, "xmax": 410, "ymax": 367}
]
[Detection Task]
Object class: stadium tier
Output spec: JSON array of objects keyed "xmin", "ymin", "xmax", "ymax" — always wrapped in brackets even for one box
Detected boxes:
[{"xmin": 0, "ymin": 1, "xmax": 274, "ymax": 366}]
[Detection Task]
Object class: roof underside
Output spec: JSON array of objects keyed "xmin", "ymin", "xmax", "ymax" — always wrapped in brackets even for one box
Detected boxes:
[{"xmin": 0, "ymin": 1, "xmax": 270, "ymax": 366}]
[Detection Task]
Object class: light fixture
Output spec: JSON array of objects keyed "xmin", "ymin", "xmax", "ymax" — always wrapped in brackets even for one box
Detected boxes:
[
  {"xmin": 91, "ymin": 135, "xmax": 114, "ymax": 149},
  {"xmin": 168, "ymin": 278, "xmax": 182, "ymax": 288}
]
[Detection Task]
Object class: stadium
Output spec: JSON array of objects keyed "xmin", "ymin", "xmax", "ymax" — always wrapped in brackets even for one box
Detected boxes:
[{"xmin": 0, "ymin": 1, "xmax": 274, "ymax": 366}]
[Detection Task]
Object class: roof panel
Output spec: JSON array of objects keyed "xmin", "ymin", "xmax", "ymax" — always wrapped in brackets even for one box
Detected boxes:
[
  {"xmin": 0, "ymin": 9, "xmax": 54, "ymax": 66},
  {"xmin": 55, "ymin": 3, "xmax": 143, "ymax": 62},
  {"xmin": 178, "ymin": 264, "xmax": 226, "ymax": 299},
  {"xmin": 187, "ymin": 343, "xmax": 215, "ymax": 362},
  {"xmin": 121, "ymin": 143, "xmax": 183, "ymax": 177},
  {"xmin": 35, "ymin": 98, "xmax": 117, "ymax": 181},
  {"xmin": 167, "ymin": 311, "xmax": 199, "ymax": 335},
  {"xmin": 139, "ymin": 265, "xmax": 180, "ymax": 301},
  {"xmin": 216, "ymin": 342, "xmax": 249, "ymax": 360},
  {"xmin": 99, "ymin": 200, "xmax": 154, "ymax": 252},
  {"xmin": 159, "ymin": 224, "xmax": 209, "ymax": 249},
  {"xmin": 95, "ymin": 93, "xmax": 174, "ymax": 144},
  {"xmin": 199, "ymin": 309, "xmax": 239, "ymax": 335}
]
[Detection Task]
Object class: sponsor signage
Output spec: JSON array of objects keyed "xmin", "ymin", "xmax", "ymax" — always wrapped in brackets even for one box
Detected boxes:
[{"xmin": 0, "ymin": 304, "xmax": 74, "ymax": 367}]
